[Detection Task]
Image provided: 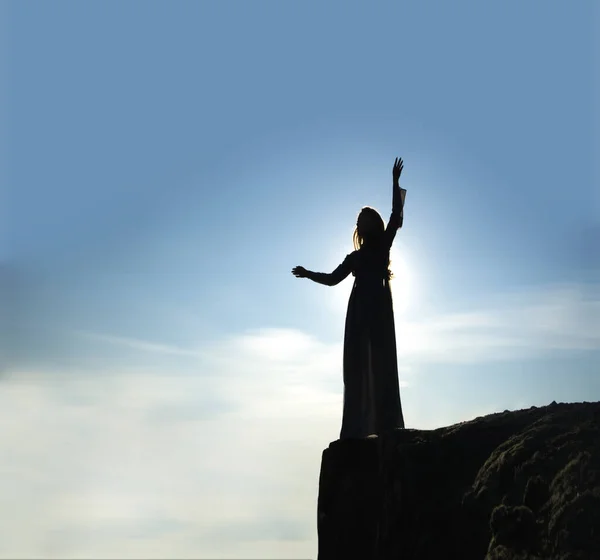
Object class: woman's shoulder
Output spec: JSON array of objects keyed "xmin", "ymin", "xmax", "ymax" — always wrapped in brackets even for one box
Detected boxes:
[
  {"xmin": 341, "ymin": 250, "xmax": 360, "ymax": 269},
  {"xmin": 344, "ymin": 250, "xmax": 360, "ymax": 262}
]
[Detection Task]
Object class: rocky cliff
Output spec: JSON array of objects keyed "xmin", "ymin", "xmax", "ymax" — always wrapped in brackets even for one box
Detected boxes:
[{"xmin": 317, "ymin": 401, "xmax": 600, "ymax": 560}]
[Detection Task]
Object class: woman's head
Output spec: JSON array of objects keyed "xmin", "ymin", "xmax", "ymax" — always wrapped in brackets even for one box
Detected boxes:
[{"xmin": 353, "ymin": 206, "xmax": 385, "ymax": 250}]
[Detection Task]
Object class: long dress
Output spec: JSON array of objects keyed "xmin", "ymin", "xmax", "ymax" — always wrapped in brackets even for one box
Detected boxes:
[{"xmin": 309, "ymin": 193, "xmax": 405, "ymax": 439}]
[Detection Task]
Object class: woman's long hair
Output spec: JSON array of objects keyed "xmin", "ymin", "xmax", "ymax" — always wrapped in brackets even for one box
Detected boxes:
[{"xmin": 353, "ymin": 206, "xmax": 393, "ymax": 280}]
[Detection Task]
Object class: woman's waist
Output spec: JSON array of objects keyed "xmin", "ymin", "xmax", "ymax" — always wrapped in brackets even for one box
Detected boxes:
[{"xmin": 353, "ymin": 276, "xmax": 389, "ymax": 288}]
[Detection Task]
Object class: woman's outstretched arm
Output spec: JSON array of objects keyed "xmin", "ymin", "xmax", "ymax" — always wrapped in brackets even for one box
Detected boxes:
[{"xmin": 292, "ymin": 256, "xmax": 353, "ymax": 286}]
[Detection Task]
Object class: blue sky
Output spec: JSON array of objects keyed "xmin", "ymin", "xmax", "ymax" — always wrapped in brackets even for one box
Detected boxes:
[{"xmin": 2, "ymin": 1, "xmax": 599, "ymax": 558}]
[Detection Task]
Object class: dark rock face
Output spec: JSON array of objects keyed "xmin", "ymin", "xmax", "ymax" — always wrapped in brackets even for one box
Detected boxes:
[{"xmin": 317, "ymin": 401, "xmax": 600, "ymax": 560}]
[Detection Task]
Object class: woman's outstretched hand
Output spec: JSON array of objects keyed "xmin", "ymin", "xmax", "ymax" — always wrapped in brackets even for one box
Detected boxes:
[
  {"xmin": 292, "ymin": 266, "xmax": 308, "ymax": 278},
  {"xmin": 393, "ymin": 157, "xmax": 404, "ymax": 184}
]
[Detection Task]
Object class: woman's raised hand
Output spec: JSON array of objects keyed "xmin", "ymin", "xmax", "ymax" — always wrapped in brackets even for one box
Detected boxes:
[
  {"xmin": 393, "ymin": 157, "xmax": 404, "ymax": 184},
  {"xmin": 292, "ymin": 266, "xmax": 308, "ymax": 278}
]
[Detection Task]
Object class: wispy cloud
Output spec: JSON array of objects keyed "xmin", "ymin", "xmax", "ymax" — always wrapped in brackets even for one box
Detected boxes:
[
  {"xmin": 72, "ymin": 330, "xmax": 205, "ymax": 358},
  {"xmin": 76, "ymin": 282, "xmax": 600, "ymax": 368},
  {"xmin": 395, "ymin": 282, "xmax": 600, "ymax": 364}
]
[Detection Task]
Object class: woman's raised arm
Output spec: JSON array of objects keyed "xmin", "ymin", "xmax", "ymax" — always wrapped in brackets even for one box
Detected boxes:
[{"xmin": 385, "ymin": 157, "xmax": 406, "ymax": 246}]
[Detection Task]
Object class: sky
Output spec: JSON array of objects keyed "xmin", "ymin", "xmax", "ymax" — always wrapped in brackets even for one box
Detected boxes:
[{"xmin": 2, "ymin": 0, "xmax": 599, "ymax": 558}]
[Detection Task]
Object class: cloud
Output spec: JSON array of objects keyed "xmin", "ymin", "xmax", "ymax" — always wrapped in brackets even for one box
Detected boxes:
[
  {"xmin": 0, "ymin": 367, "xmax": 332, "ymax": 559},
  {"xmin": 395, "ymin": 282, "xmax": 600, "ymax": 364}
]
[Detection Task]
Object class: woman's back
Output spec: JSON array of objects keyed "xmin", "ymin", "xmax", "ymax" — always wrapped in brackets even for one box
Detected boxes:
[{"xmin": 350, "ymin": 246, "xmax": 391, "ymax": 285}]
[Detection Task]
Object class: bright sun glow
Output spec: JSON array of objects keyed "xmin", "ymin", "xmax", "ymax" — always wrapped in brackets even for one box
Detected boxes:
[{"xmin": 389, "ymin": 247, "xmax": 414, "ymax": 315}]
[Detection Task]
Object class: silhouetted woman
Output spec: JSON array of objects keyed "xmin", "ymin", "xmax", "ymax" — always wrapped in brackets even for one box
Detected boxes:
[{"xmin": 292, "ymin": 157, "xmax": 407, "ymax": 439}]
